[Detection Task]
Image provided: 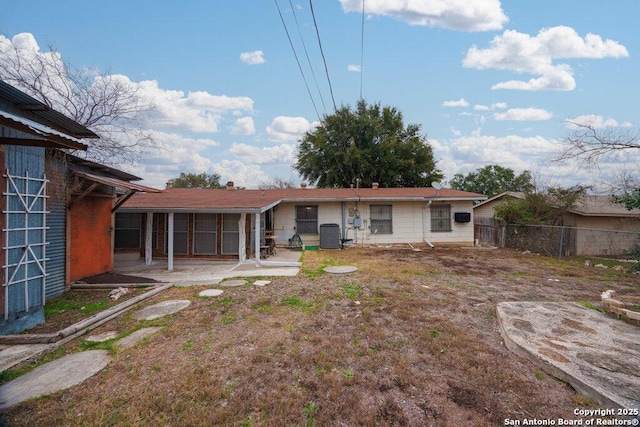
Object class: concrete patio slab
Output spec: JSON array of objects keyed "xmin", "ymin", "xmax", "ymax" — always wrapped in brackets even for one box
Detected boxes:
[{"xmin": 497, "ymin": 301, "xmax": 640, "ymax": 409}]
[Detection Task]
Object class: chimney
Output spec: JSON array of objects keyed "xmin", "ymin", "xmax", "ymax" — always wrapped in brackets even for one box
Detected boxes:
[
  {"xmin": 372, "ymin": 182, "xmax": 379, "ymax": 189},
  {"xmin": 226, "ymin": 181, "xmax": 235, "ymax": 190},
  {"xmin": 300, "ymin": 183, "xmax": 307, "ymax": 189}
]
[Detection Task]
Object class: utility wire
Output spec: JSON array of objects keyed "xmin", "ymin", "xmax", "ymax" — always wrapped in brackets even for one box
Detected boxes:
[
  {"xmin": 360, "ymin": 0, "xmax": 365, "ymax": 100},
  {"xmin": 309, "ymin": 0, "xmax": 337, "ymax": 112},
  {"xmin": 274, "ymin": 0, "xmax": 321, "ymax": 120},
  {"xmin": 288, "ymin": 0, "xmax": 327, "ymax": 115}
]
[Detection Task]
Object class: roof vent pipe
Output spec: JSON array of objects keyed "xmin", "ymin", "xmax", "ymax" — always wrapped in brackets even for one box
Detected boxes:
[
  {"xmin": 372, "ymin": 182, "xmax": 379, "ymax": 189},
  {"xmin": 300, "ymin": 183, "xmax": 307, "ymax": 189},
  {"xmin": 226, "ymin": 181, "xmax": 235, "ymax": 190}
]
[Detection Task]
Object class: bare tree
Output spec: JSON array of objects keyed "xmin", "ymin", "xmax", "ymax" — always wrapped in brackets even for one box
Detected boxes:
[
  {"xmin": 0, "ymin": 34, "xmax": 155, "ymax": 164},
  {"xmin": 258, "ymin": 177, "xmax": 298, "ymax": 189},
  {"xmin": 556, "ymin": 117, "xmax": 640, "ymax": 166}
]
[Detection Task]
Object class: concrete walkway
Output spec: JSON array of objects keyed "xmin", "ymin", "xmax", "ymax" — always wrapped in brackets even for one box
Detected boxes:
[{"xmin": 497, "ymin": 301, "xmax": 640, "ymax": 409}]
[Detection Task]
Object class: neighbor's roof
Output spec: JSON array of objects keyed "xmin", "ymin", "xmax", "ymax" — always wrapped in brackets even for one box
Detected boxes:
[
  {"xmin": 120, "ymin": 187, "xmax": 487, "ymax": 213},
  {"xmin": 571, "ymin": 195, "xmax": 640, "ymax": 217},
  {"xmin": 474, "ymin": 191, "xmax": 640, "ymax": 218}
]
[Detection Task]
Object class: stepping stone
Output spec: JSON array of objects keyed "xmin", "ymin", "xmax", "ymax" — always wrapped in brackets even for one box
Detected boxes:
[
  {"xmin": 323, "ymin": 266, "xmax": 358, "ymax": 274},
  {"xmin": 199, "ymin": 289, "xmax": 224, "ymax": 297},
  {"xmin": 116, "ymin": 327, "xmax": 163, "ymax": 349},
  {"xmin": 253, "ymin": 280, "xmax": 271, "ymax": 287},
  {"xmin": 0, "ymin": 350, "xmax": 111, "ymax": 409},
  {"xmin": 220, "ymin": 279, "xmax": 247, "ymax": 287},
  {"xmin": 132, "ymin": 299, "xmax": 191, "ymax": 321},
  {"xmin": 85, "ymin": 331, "xmax": 118, "ymax": 342}
]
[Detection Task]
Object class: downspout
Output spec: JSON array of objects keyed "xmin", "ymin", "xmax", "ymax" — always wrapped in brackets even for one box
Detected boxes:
[{"xmin": 341, "ymin": 201, "xmax": 346, "ymax": 241}]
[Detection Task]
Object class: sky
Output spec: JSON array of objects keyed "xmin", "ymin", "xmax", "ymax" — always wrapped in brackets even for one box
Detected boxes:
[{"xmin": 2, "ymin": 1, "xmax": 639, "ymax": 191}]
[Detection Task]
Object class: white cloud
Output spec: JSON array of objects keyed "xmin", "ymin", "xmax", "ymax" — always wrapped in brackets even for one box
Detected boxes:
[
  {"xmin": 442, "ymin": 98, "xmax": 469, "ymax": 107},
  {"xmin": 137, "ymin": 80, "xmax": 254, "ymax": 133},
  {"xmin": 491, "ymin": 102, "xmax": 508, "ymax": 109},
  {"xmin": 231, "ymin": 117, "xmax": 256, "ymax": 135},
  {"xmin": 348, "ymin": 64, "xmax": 361, "ymax": 72},
  {"xmin": 266, "ymin": 116, "xmax": 314, "ymax": 142},
  {"xmin": 228, "ymin": 143, "xmax": 297, "ymax": 165},
  {"xmin": 493, "ymin": 108, "xmax": 553, "ymax": 121},
  {"xmin": 240, "ymin": 50, "xmax": 265, "ymax": 65},
  {"xmin": 212, "ymin": 160, "xmax": 269, "ymax": 188},
  {"xmin": 340, "ymin": 0, "xmax": 508, "ymax": 31},
  {"xmin": 473, "ymin": 104, "xmax": 489, "ymax": 111},
  {"xmin": 463, "ymin": 26, "xmax": 629, "ymax": 91},
  {"xmin": 564, "ymin": 114, "xmax": 633, "ymax": 129}
]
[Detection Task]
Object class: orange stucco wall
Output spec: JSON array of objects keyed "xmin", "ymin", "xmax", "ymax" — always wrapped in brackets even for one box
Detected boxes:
[{"xmin": 69, "ymin": 196, "xmax": 113, "ymax": 282}]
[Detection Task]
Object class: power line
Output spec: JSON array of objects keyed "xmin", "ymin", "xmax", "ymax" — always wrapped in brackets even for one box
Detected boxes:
[
  {"xmin": 309, "ymin": 0, "xmax": 337, "ymax": 112},
  {"xmin": 288, "ymin": 0, "xmax": 327, "ymax": 115},
  {"xmin": 360, "ymin": 0, "xmax": 366, "ymax": 100},
  {"xmin": 274, "ymin": 0, "xmax": 321, "ymax": 120}
]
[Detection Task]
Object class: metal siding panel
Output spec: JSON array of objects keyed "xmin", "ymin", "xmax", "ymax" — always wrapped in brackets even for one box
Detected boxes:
[
  {"xmin": 3, "ymin": 145, "xmax": 46, "ymax": 320},
  {"xmin": 46, "ymin": 196, "xmax": 66, "ymax": 298}
]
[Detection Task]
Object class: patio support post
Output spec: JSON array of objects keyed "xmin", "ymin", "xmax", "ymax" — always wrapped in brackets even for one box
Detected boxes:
[
  {"xmin": 238, "ymin": 213, "xmax": 246, "ymax": 263},
  {"xmin": 255, "ymin": 212, "xmax": 261, "ymax": 266},
  {"xmin": 167, "ymin": 212, "xmax": 174, "ymax": 271},
  {"xmin": 145, "ymin": 212, "xmax": 153, "ymax": 265}
]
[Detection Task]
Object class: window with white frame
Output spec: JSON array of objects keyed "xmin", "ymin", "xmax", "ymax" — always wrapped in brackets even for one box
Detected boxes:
[
  {"xmin": 370, "ymin": 205, "xmax": 392, "ymax": 234},
  {"xmin": 430, "ymin": 204, "xmax": 452, "ymax": 232},
  {"xmin": 295, "ymin": 205, "xmax": 318, "ymax": 234},
  {"xmin": 193, "ymin": 213, "xmax": 217, "ymax": 255}
]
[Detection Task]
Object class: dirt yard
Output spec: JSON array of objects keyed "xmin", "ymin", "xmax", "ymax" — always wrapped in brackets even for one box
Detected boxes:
[{"xmin": 1, "ymin": 246, "xmax": 638, "ymax": 426}]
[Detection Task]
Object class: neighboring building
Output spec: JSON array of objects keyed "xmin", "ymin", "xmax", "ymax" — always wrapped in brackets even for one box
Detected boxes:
[
  {"xmin": 0, "ymin": 80, "xmax": 158, "ymax": 334},
  {"xmin": 1, "ymin": 80, "xmax": 93, "ymax": 333},
  {"xmin": 115, "ymin": 183, "xmax": 487, "ymax": 267},
  {"xmin": 473, "ymin": 192, "xmax": 640, "ymax": 256}
]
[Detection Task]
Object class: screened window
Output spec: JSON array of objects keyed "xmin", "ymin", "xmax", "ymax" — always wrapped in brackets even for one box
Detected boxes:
[
  {"xmin": 222, "ymin": 213, "xmax": 240, "ymax": 255},
  {"xmin": 370, "ymin": 205, "xmax": 392, "ymax": 234},
  {"xmin": 167, "ymin": 213, "xmax": 189, "ymax": 254},
  {"xmin": 295, "ymin": 205, "xmax": 318, "ymax": 234},
  {"xmin": 194, "ymin": 213, "xmax": 217, "ymax": 255},
  {"xmin": 430, "ymin": 204, "xmax": 452, "ymax": 232},
  {"xmin": 115, "ymin": 213, "xmax": 142, "ymax": 249}
]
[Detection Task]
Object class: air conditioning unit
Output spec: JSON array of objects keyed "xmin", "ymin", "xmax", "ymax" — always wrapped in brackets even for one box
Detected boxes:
[{"xmin": 454, "ymin": 212, "xmax": 471, "ymax": 223}]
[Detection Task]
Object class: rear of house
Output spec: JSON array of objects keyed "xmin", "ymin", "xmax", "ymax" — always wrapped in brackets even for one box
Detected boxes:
[{"xmin": 115, "ymin": 185, "xmax": 486, "ymax": 265}]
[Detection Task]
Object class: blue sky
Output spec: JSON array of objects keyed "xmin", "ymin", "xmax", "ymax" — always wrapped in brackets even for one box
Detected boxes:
[{"xmin": 2, "ymin": 1, "xmax": 638, "ymax": 191}]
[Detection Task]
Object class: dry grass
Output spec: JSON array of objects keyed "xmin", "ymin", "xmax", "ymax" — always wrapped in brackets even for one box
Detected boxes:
[{"xmin": 1, "ymin": 246, "xmax": 638, "ymax": 426}]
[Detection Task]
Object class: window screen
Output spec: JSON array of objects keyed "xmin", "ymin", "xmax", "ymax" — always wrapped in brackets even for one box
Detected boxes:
[
  {"xmin": 295, "ymin": 205, "xmax": 318, "ymax": 234},
  {"xmin": 222, "ymin": 213, "xmax": 240, "ymax": 254},
  {"xmin": 370, "ymin": 205, "xmax": 392, "ymax": 234},
  {"xmin": 115, "ymin": 213, "xmax": 141, "ymax": 249},
  {"xmin": 194, "ymin": 213, "xmax": 217, "ymax": 255},
  {"xmin": 430, "ymin": 204, "xmax": 452, "ymax": 232}
]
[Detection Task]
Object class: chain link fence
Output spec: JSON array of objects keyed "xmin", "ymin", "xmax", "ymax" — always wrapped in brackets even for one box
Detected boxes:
[{"xmin": 475, "ymin": 218, "xmax": 640, "ymax": 259}]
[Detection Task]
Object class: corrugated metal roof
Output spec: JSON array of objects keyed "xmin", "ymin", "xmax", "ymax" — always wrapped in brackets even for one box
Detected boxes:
[
  {"xmin": 0, "ymin": 80, "xmax": 98, "ymax": 138},
  {"xmin": 0, "ymin": 110, "xmax": 87, "ymax": 150},
  {"xmin": 73, "ymin": 171, "xmax": 161, "ymax": 194},
  {"xmin": 119, "ymin": 187, "xmax": 486, "ymax": 212}
]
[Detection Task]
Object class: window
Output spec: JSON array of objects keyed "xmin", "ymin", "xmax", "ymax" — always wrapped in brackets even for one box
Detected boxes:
[
  {"xmin": 295, "ymin": 205, "xmax": 318, "ymax": 234},
  {"xmin": 222, "ymin": 213, "xmax": 240, "ymax": 254},
  {"xmin": 194, "ymin": 213, "xmax": 217, "ymax": 255},
  {"xmin": 430, "ymin": 204, "xmax": 452, "ymax": 232},
  {"xmin": 166, "ymin": 213, "xmax": 189, "ymax": 254},
  {"xmin": 115, "ymin": 213, "xmax": 142, "ymax": 249},
  {"xmin": 370, "ymin": 205, "xmax": 392, "ymax": 234}
]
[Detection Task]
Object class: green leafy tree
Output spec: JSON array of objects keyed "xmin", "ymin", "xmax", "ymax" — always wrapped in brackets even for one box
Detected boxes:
[
  {"xmin": 295, "ymin": 99, "xmax": 443, "ymax": 188},
  {"xmin": 449, "ymin": 165, "xmax": 533, "ymax": 198},
  {"xmin": 494, "ymin": 185, "xmax": 589, "ymax": 225},
  {"xmin": 167, "ymin": 172, "xmax": 225, "ymax": 189}
]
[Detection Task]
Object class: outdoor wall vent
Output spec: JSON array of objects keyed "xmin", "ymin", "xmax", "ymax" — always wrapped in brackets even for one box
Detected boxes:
[{"xmin": 454, "ymin": 212, "xmax": 471, "ymax": 223}]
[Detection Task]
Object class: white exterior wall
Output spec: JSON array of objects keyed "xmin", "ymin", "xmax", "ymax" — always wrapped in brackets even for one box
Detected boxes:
[{"xmin": 273, "ymin": 200, "xmax": 475, "ymax": 246}]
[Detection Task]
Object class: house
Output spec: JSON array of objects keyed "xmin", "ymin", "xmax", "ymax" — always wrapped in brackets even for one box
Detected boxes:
[
  {"xmin": 0, "ymin": 80, "xmax": 158, "ymax": 334},
  {"xmin": 115, "ymin": 183, "xmax": 487, "ymax": 268},
  {"xmin": 473, "ymin": 192, "xmax": 640, "ymax": 256}
]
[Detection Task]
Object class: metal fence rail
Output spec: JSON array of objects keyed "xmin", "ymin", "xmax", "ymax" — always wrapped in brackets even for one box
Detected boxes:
[{"xmin": 475, "ymin": 218, "xmax": 640, "ymax": 259}]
